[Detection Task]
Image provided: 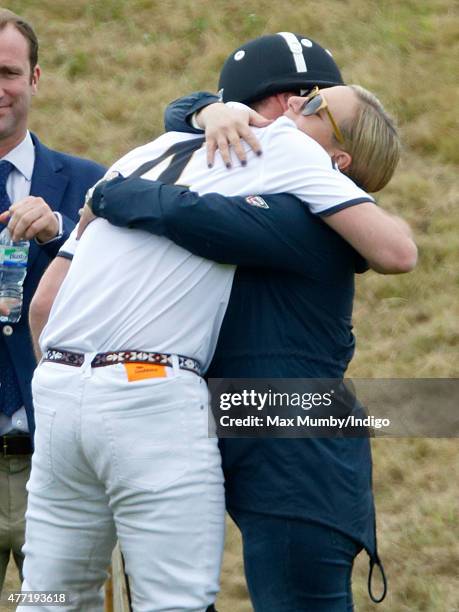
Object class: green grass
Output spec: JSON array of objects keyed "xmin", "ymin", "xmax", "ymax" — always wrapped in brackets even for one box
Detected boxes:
[{"xmin": 2, "ymin": 1, "xmax": 458, "ymax": 610}]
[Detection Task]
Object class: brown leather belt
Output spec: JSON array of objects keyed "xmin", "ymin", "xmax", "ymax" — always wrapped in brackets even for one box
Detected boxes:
[
  {"xmin": 1, "ymin": 434, "xmax": 33, "ymax": 457},
  {"xmin": 43, "ymin": 348, "xmax": 202, "ymax": 377}
]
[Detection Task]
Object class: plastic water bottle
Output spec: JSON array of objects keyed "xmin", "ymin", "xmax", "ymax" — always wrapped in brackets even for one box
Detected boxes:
[{"xmin": 0, "ymin": 227, "xmax": 29, "ymax": 323}]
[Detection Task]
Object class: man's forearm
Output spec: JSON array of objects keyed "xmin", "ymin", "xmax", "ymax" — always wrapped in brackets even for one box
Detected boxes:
[{"xmin": 29, "ymin": 256, "xmax": 71, "ymax": 359}]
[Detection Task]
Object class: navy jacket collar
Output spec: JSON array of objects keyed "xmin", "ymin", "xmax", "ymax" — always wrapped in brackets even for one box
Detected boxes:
[
  {"xmin": 28, "ymin": 133, "xmax": 69, "ymax": 267},
  {"xmin": 30, "ymin": 133, "xmax": 69, "ymax": 213}
]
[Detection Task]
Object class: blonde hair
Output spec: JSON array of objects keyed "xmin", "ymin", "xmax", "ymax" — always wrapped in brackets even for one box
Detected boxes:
[{"xmin": 339, "ymin": 85, "xmax": 400, "ymax": 193}]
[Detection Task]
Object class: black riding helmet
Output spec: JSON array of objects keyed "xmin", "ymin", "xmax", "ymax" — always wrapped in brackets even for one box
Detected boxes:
[{"xmin": 218, "ymin": 32, "xmax": 344, "ymax": 105}]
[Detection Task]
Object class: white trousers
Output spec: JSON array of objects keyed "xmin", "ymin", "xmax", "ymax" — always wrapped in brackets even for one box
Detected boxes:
[{"xmin": 18, "ymin": 359, "xmax": 225, "ymax": 612}]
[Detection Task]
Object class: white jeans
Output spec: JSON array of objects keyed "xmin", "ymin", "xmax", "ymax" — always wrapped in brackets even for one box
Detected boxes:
[{"xmin": 19, "ymin": 359, "xmax": 225, "ymax": 612}]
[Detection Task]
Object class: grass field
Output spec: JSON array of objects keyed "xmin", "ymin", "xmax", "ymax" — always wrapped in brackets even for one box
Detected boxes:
[{"xmin": 2, "ymin": 0, "xmax": 458, "ymax": 610}]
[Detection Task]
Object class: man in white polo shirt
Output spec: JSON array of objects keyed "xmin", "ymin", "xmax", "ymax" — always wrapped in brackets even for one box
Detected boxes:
[{"xmin": 20, "ymin": 85, "xmax": 407, "ymax": 612}]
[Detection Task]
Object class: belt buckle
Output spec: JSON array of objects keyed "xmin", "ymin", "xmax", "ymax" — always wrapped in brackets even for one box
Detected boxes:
[
  {"xmin": 2, "ymin": 437, "xmax": 11, "ymax": 457},
  {"xmin": 1, "ymin": 435, "xmax": 31, "ymax": 457}
]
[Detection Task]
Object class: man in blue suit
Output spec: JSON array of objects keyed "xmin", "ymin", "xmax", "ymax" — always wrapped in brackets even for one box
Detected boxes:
[{"xmin": 0, "ymin": 9, "xmax": 105, "ymax": 588}]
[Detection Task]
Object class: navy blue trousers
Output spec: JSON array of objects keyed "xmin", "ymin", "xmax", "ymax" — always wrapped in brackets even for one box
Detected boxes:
[{"xmin": 232, "ymin": 510, "xmax": 362, "ymax": 612}]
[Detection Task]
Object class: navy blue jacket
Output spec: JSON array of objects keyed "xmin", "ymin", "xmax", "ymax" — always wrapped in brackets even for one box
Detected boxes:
[
  {"xmin": 1, "ymin": 134, "xmax": 105, "ymax": 434},
  {"xmin": 91, "ymin": 175, "xmax": 377, "ymax": 561},
  {"xmin": 165, "ymin": 91, "xmax": 220, "ymax": 134}
]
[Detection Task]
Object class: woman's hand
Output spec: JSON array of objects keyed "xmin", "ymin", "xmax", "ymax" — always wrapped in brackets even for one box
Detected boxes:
[{"xmin": 196, "ymin": 102, "xmax": 272, "ymax": 168}]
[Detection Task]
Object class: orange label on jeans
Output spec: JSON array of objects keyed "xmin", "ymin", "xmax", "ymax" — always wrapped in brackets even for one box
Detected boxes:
[{"xmin": 124, "ymin": 363, "xmax": 167, "ymax": 381}]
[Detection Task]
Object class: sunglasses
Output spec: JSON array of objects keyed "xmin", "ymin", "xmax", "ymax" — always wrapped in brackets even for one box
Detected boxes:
[{"xmin": 300, "ymin": 86, "xmax": 345, "ymax": 145}]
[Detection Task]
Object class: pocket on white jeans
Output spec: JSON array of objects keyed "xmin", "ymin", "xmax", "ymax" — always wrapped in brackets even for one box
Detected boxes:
[
  {"xmin": 105, "ymin": 401, "xmax": 191, "ymax": 492},
  {"xmin": 28, "ymin": 404, "xmax": 56, "ymax": 491}
]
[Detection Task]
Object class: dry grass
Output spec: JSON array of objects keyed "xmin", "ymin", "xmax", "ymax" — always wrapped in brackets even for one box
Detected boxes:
[{"xmin": 2, "ymin": 0, "xmax": 458, "ymax": 610}]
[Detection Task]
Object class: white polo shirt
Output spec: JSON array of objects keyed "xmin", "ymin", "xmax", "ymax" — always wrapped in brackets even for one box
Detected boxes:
[{"xmin": 40, "ymin": 117, "xmax": 372, "ymax": 372}]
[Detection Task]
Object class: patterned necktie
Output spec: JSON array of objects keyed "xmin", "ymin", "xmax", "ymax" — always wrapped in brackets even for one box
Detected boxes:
[{"xmin": 0, "ymin": 158, "xmax": 24, "ymax": 417}]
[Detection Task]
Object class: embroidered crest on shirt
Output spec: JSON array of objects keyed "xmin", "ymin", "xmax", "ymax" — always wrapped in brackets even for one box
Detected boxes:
[{"xmin": 245, "ymin": 196, "xmax": 269, "ymax": 209}]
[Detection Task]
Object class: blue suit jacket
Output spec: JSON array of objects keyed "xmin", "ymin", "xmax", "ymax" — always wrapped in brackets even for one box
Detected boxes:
[{"xmin": 1, "ymin": 133, "xmax": 106, "ymax": 434}]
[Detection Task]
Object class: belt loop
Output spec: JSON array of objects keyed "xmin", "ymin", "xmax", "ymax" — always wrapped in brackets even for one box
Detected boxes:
[
  {"xmin": 171, "ymin": 354, "xmax": 180, "ymax": 376},
  {"xmin": 82, "ymin": 352, "xmax": 97, "ymax": 378}
]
